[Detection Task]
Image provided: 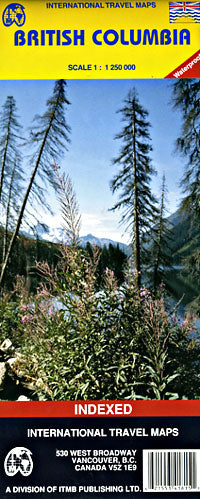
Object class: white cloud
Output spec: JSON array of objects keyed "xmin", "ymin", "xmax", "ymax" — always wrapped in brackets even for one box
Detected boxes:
[
  {"xmin": 41, "ymin": 210, "xmax": 130, "ymax": 244},
  {"xmin": 81, "ymin": 211, "xmax": 130, "ymax": 243}
]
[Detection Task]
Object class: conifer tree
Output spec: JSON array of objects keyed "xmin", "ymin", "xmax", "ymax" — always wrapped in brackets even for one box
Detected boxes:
[
  {"xmin": 0, "ymin": 79, "xmax": 70, "ymax": 286},
  {"xmin": 0, "ymin": 96, "xmax": 23, "ymax": 204},
  {"xmin": 0, "ymin": 97, "xmax": 24, "ymax": 266},
  {"xmin": 147, "ymin": 174, "xmax": 172, "ymax": 289},
  {"xmin": 110, "ymin": 89, "xmax": 157, "ymax": 287},
  {"xmin": 172, "ymin": 80, "xmax": 200, "ymax": 296}
]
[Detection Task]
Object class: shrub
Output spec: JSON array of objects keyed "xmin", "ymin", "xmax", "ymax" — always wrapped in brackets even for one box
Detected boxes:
[{"xmin": 14, "ymin": 248, "xmax": 200, "ymax": 400}]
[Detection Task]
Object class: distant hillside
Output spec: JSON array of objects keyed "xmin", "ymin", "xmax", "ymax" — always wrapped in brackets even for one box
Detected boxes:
[
  {"xmin": 21, "ymin": 210, "xmax": 200, "ymax": 264},
  {"xmin": 169, "ymin": 210, "xmax": 200, "ymax": 264},
  {"xmin": 0, "ymin": 225, "xmax": 128, "ymax": 291},
  {"xmin": 168, "ymin": 210, "xmax": 183, "ymax": 227},
  {"xmin": 3, "ymin": 209, "xmax": 200, "ymax": 308},
  {"xmin": 21, "ymin": 208, "xmax": 200, "ymax": 264}
]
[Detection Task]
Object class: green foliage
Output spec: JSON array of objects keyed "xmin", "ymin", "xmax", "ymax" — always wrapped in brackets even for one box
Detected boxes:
[
  {"xmin": 0, "ymin": 227, "xmax": 60, "ymax": 292},
  {"xmin": 85, "ymin": 241, "xmax": 127, "ymax": 287},
  {"xmin": 0, "ymin": 227, "xmax": 127, "ymax": 292},
  {"xmin": 0, "ymin": 96, "xmax": 23, "ymax": 205},
  {"xmin": 0, "ymin": 83, "xmax": 199, "ymax": 401},
  {"xmin": 172, "ymin": 80, "xmax": 200, "ymax": 306},
  {"xmin": 110, "ymin": 88, "xmax": 156, "ymax": 229},
  {"xmin": 146, "ymin": 174, "xmax": 173, "ymax": 289},
  {"xmin": 9, "ymin": 252, "xmax": 199, "ymax": 401},
  {"xmin": 173, "ymin": 79, "xmax": 200, "ymax": 217},
  {"xmin": 0, "ymin": 287, "xmax": 25, "ymax": 348},
  {"xmin": 0, "ymin": 300, "xmax": 21, "ymax": 346},
  {"xmin": 0, "ymin": 170, "xmax": 199, "ymax": 401},
  {"xmin": 110, "ymin": 88, "xmax": 157, "ymax": 287},
  {"xmin": 169, "ymin": 211, "xmax": 199, "ymax": 264}
]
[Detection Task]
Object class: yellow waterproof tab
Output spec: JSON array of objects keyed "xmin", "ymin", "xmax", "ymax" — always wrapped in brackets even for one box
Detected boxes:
[{"xmin": 0, "ymin": 0, "xmax": 199, "ymax": 78}]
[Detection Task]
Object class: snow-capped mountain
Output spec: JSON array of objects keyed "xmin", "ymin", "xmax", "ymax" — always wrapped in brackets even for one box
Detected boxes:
[
  {"xmin": 79, "ymin": 233, "xmax": 128, "ymax": 253},
  {"xmin": 21, "ymin": 224, "xmax": 129, "ymax": 253}
]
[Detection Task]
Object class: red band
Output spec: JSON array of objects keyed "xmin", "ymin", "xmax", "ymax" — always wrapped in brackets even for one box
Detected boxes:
[{"xmin": 0, "ymin": 400, "xmax": 199, "ymax": 418}]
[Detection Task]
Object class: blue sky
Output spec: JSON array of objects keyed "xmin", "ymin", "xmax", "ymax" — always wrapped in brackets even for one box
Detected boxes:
[{"xmin": 0, "ymin": 79, "xmax": 184, "ymax": 243}]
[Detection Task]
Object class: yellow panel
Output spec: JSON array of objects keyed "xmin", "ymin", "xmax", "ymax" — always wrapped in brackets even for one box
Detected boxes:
[{"xmin": 0, "ymin": 0, "xmax": 199, "ymax": 78}]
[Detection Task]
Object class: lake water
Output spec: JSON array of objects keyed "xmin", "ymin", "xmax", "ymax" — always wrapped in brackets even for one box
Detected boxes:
[{"xmin": 53, "ymin": 266, "xmax": 200, "ymax": 331}]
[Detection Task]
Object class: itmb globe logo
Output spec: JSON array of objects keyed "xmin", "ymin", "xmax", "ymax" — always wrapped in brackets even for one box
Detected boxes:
[
  {"xmin": 3, "ymin": 4, "xmax": 26, "ymax": 27},
  {"xmin": 4, "ymin": 447, "xmax": 33, "ymax": 477}
]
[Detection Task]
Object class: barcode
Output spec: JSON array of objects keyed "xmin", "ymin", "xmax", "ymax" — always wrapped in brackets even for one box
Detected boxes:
[{"xmin": 143, "ymin": 450, "xmax": 200, "ymax": 492}]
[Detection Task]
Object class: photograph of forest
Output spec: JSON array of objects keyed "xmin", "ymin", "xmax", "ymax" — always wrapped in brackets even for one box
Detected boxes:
[{"xmin": 0, "ymin": 78, "xmax": 199, "ymax": 401}]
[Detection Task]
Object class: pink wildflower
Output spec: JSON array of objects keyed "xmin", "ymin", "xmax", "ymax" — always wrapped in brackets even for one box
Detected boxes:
[{"xmin": 21, "ymin": 315, "xmax": 31, "ymax": 324}]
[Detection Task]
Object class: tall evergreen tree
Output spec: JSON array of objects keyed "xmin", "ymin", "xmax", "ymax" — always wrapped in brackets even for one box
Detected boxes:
[
  {"xmin": 172, "ymin": 80, "xmax": 200, "ymax": 301},
  {"xmin": 0, "ymin": 97, "xmax": 24, "ymax": 266},
  {"xmin": 147, "ymin": 174, "xmax": 173, "ymax": 289},
  {"xmin": 0, "ymin": 96, "xmax": 23, "ymax": 205},
  {"xmin": 110, "ymin": 89, "xmax": 157, "ymax": 287},
  {"xmin": 0, "ymin": 79, "xmax": 71, "ymax": 286}
]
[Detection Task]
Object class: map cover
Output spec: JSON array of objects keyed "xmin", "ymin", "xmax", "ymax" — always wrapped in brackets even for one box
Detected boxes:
[{"xmin": 0, "ymin": 0, "xmax": 199, "ymax": 497}]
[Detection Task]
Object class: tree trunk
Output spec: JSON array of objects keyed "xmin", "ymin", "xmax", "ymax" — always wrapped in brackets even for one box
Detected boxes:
[
  {"xmin": 2, "ymin": 163, "xmax": 16, "ymax": 264},
  {"xmin": 132, "ymin": 107, "xmax": 141, "ymax": 288},
  {"xmin": 0, "ymin": 117, "xmax": 54, "ymax": 287},
  {"xmin": 0, "ymin": 105, "xmax": 12, "ymax": 202},
  {"xmin": 153, "ymin": 175, "xmax": 165, "ymax": 289}
]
